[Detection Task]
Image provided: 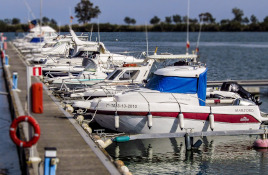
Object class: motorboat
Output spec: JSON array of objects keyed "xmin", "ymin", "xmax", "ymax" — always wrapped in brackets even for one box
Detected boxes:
[
  {"xmin": 69, "ymin": 59, "xmax": 155, "ymax": 113},
  {"xmin": 87, "ymin": 60, "xmax": 268, "ymax": 134},
  {"xmin": 68, "ymin": 59, "xmax": 154, "ymax": 99},
  {"xmin": 13, "ymin": 25, "xmax": 58, "ymax": 52}
]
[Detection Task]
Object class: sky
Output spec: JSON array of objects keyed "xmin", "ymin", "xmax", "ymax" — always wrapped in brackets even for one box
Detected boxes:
[{"xmin": 1, "ymin": 0, "xmax": 268, "ymax": 25}]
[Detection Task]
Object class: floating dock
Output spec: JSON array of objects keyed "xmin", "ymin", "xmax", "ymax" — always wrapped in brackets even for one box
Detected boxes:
[{"xmin": 4, "ymin": 42, "xmax": 120, "ymax": 175}]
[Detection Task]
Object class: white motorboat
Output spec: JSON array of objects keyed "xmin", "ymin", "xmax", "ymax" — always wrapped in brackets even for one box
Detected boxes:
[
  {"xmin": 87, "ymin": 62, "xmax": 268, "ymax": 134},
  {"xmin": 69, "ymin": 59, "xmax": 154, "ymax": 99}
]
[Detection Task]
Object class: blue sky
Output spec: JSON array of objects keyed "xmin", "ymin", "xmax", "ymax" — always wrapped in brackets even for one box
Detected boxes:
[{"xmin": 2, "ymin": 0, "xmax": 268, "ymax": 25}]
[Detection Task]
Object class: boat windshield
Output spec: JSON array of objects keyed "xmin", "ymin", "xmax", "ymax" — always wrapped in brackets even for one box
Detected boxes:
[
  {"xmin": 107, "ymin": 70, "xmax": 122, "ymax": 80},
  {"xmin": 119, "ymin": 70, "xmax": 140, "ymax": 80},
  {"xmin": 42, "ymin": 43, "xmax": 55, "ymax": 48},
  {"xmin": 83, "ymin": 59, "xmax": 97, "ymax": 71},
  {"xmin": 145, "ymin": 74, "xmax": 198, "ymax": 94},
  {"xmin": 73, "ymin": 51, "xmax": 93, "ymax": 58}
]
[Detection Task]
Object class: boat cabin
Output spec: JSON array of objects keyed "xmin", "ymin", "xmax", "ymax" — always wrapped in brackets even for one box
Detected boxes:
[{"xmin": 145, "ymin": 65, "xmax": 207, "ymax": 106}]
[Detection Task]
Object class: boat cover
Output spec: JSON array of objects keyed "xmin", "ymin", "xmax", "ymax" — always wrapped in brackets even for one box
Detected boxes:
[
  {"xmin": 30, "ymin": 37, "xmax": 44, "ymax": 43},
  {"xmin": 146, "ymin": 68, "xmax": 207, "ymax": 106}
]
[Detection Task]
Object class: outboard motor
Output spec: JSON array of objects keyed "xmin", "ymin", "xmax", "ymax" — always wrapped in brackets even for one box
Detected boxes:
[{"xmin": 221, "ymin": 82, "xmax": 262, "ymax": 105}]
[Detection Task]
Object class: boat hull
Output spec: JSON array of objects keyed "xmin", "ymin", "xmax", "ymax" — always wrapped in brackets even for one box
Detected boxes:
[{"xmin": 94, "ymin": 113, "xmax": 261, "ymax": 134}]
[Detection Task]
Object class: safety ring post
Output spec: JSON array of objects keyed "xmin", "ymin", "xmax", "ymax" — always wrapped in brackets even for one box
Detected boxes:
[{"xmin": 9, "ymin": 115, "xmax": 41, "ymax": 148}]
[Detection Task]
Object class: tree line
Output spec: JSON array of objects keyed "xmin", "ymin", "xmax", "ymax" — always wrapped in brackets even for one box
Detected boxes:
[{"xmin": 1, "ymin": 0, "xmax": 268, "ymax": 32}]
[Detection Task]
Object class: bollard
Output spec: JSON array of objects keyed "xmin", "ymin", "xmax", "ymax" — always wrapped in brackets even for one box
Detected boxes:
[
  {"xmin": 12, "ymin": 72, "xmax": 18, "ymax": 89},
  {"xmin": 4, "ymin": 55, "xmax": 9, "ymax": 66},
  {"xmin": 185, "ymin": 133, "xmax": 193, "ymax": 151},
  {"xmin": 44, "ymin": 147, "xmax": 59, "ymax": 175}
]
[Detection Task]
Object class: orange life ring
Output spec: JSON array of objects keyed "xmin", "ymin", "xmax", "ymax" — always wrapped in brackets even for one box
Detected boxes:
[{"xmin": 9, "ymin": 116, "xmax": 41, "ymax": 148}]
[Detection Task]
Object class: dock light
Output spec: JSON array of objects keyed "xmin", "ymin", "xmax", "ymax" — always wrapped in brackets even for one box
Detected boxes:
[
  {"xmin": 44, "ymin": 147, "xmax": 59, "ymax": 175},
  {"xmin": 4, "ymin": 55, "xmax": 9, "ymax": 66},
  {"xmin": 12, "ymin": 72, "xmax": 18, "ymax": 90}
]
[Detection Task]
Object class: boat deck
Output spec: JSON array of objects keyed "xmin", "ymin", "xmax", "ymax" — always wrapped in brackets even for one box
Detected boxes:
[{"xmin": 4, "ymin": 42, "xmax": 119, "ymax": 175}]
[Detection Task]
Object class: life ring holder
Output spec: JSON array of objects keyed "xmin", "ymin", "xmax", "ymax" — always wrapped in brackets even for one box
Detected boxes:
[{"xmin": 10, "ymin": 116, "xmax": 41, "ymax": 148}]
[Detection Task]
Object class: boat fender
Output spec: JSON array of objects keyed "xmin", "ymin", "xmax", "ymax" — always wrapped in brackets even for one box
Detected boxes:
[
  {"xmin": 103, "ymin": 139, "xmax": 113, "ymax": 148},
  {"xmin": 253, "ymin": 139, "xmax": 268, "ymax": 148},
  {"xmin": 76, "ymin": 115, "xmax": 84, "ymax": 125},
  {"xmin": 113, "ymin": 136, "xmax": 130, "ymax": 142},
  {"xmin": 82, "ymin": 123, "xmax": 92, "ymax": 133},
  {"xmin": 115, "ymin": 112, "xmax": 119, "ymax": 129},
  {"xmin": 96, "ymin": 139, "xmax": 113, "ymax": 148},
  {"xmin": 114, "ymin": 160, "xmax": 124, "ymax": 168},
  {"xmin": 147, "ymin": 112, "xmax": 153, "ymax": 129},
  {"xmin": 209, "ymin": 113, "xmax": 215, "ymax": 131},
  {"xmin": 10, "ymin": 116, "xmax": 41, "ymax": 148},
  {"xmin": 178, "ymin": 112, "xmax": 184, "ymax": 130},
  {"xmin": 121, "ymin": 166, "xmax": 130, "ymax": 174},
  {"xmin": 96, "ymin": 139, "xmax": 105, "ymax": 148},
  {"xmin": 65, "ymin": 104, "xmax": 74, "ymax": 113}
]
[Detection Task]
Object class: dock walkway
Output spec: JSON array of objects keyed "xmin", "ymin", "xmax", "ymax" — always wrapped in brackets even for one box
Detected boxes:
[{"xmin": 5, "ymin": 43, "xmax": 119, "ymax": 175}]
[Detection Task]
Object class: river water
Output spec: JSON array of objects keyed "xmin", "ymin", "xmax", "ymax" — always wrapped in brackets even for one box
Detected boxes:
[{"xmin": 3, "ymin": 32, "xmax": 268, "ymax": 174}]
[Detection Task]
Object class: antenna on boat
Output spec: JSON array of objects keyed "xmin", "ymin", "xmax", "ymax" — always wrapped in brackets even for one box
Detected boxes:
[
  {"xmin": 69, "ymin": 7, "xmax": 73, "ymax": 29},
  {"xmin": 145, "ymin": 22, "xmax": 149, "ymax": 56},
  {"xmin": 186, "ymin": 0, "xmax": 190, "ymax": 55},
  {"xmin": 195, "ymin": 14, "xmax": 204, "ymax": 55},
  {"xmin": 97, "ymin": 19, "xmax": 100, "ymax": 43},
  {"xmin": 90, "ymin": 25, "xmax": 93, "ymax": 41},
  {"xmin": 58, "ymin": 22, "xmax": 61, "ymax": 35},
  {"xmin": 23, "ymin": 0, "xmax": 36, "ymax": 20}
]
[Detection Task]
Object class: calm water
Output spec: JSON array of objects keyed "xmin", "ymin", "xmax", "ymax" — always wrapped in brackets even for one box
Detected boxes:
[{"xmin": 3, "ymin": 32, "xmax": 268, "ymax": 174}]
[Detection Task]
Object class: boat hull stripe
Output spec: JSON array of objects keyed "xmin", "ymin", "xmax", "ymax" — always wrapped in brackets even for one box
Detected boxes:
[{"xmin": 89, "ymin": 110, "xmax": 259, "ymax": 123}]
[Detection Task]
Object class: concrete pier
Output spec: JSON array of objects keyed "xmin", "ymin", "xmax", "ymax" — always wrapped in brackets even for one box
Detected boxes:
[{"xmin": 4, "ymin": 43, "xmax": 120, "ymax": 175}]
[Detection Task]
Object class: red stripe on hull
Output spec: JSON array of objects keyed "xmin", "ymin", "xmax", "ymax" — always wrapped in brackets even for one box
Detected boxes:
[{"xmin": 89, "ymin": 110, "xmax": 260, "ymax": 124}]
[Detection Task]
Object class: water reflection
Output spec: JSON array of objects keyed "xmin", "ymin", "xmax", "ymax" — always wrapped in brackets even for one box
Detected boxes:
[{"xmin": 105, "ymin": 136, "xmax": 268, "ymax": 174}]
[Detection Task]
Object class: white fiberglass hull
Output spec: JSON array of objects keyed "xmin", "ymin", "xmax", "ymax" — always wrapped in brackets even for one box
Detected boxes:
[
  {"xmin": 94, "ymin": 113, "xmax": 261, "ymax": 134},
  {"xmin": 90, "ymin": 93, "xmax": 263, "ymax": 134}
]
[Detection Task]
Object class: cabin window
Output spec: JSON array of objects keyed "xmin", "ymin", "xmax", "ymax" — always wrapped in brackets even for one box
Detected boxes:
[
  {"xmin": 107, "ymin": 70, "xmax": 122, "ymax": 80},
  {"xmin": 83, "ymin": 60, "xmax": 97, "ymax": 71},
  {"xmin": 42, "ymin": 43, "xmax": 54, "ymax": 48},
  {"xmin": 119, "ymin": 70, "xmax": 140, "ymax": 80}
]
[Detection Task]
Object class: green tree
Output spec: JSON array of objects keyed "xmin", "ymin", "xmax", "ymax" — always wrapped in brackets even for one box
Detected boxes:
[
  {"xmin": 124, "ymin": 17, "xmax": 131, "ymax": 25},
  {"xmin": 42, "ymin": 17, "xmax": 50, "ymax": 25},
  {"xmin": 11, "ymin": 18, "xmax": 20, "ymax": 25},
  {"xmin": 232, "ymin": 8, "xmax": 244, "ymax": 23},
  {"xmin": 130, "ymin": 18, "xmax": 136, "ymax": 25},
  {"xmin": 263, "ymin": 16, "xmax": 268, "ymax": 24},
  {"xmin": 124, "ymin": 17, "xmax": 136, "ymax": 25},
  {"xmin": 4, "ymin": 19, "xmax": 11, "ymax": 24},
  {"xmin": 150, "ymin": 16, "xmax": 160, "ymax": 25},
  {"xmin": 172, "ymin": 14, "xmax": 181, "ymax": 24},
  {"xmin": 50, "ymin": 19, "xmax": 57, "ymax": 26},
  {"xmin": 199, "ymin": 12, "xmax": 215, "ymax": 23},
  {"xmin": 75, "ymin": 0, "xmax": 101, "ymax": 24},
  {"xmin": 242, "ymin": 17, "xmax": 249, "ymax": 24},
  {"xmin": 220, "ymin": 19, "xmax": 230, "ymax": 25},
  {"xmin": 165, "ymin": 16, "xmax": 172, "ymax": 24},
  {"xmin": 250, "ymin": 15, "xmax": 258, "ymax": 24}
]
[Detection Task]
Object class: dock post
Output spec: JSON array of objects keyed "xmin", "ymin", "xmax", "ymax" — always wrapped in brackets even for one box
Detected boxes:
[
  {"xmin": 4, "ymin": 55, "xmax": 9, "ymax": 67},
  {"xmin": 12, "ymin": 72, "xmax": 18, "ymax": 90},
  {"xmin": 185, "ymin": 133, "xmax": 193, "ymax": 151},
  {"xmin": 44, "ymin": 147, "xmax": 58, "ymax": 175}
]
